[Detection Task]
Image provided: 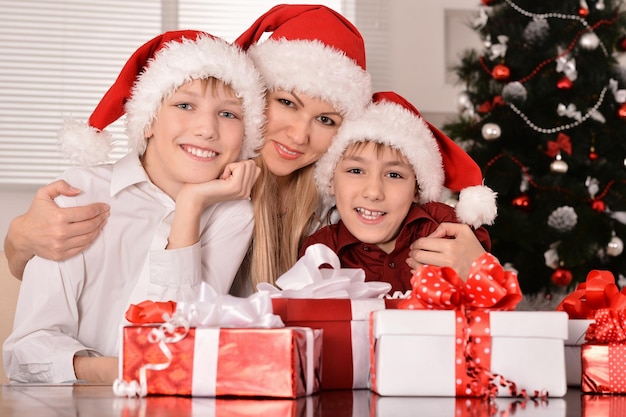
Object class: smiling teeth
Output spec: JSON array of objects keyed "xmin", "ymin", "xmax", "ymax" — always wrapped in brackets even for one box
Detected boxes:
[
  {"xmin": 356, "ymin": 208, "xmax": 385, "ymax": 219},
  {"xmin": 277, "ymin": 143, "xmax": 298, "ymax": 155},
  {"xmin": 186, "ymin": 146, "xmax": 216, "ymax": 158}
]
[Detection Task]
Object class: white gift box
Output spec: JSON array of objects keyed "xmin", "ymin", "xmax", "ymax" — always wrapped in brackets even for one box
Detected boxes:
[
  {"xmin": 564, "ymin": 319, "xmax": 593, "ymax": 387},
  {"xmin": 370, "ymin": 309, "xmax": 568, "ymax": 397}
]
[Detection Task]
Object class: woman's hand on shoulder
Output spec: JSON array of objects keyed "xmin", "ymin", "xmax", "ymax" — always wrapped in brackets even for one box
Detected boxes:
[{"xmin": 4, "ymin": 180, "xmax": 110, "ymax": 278}]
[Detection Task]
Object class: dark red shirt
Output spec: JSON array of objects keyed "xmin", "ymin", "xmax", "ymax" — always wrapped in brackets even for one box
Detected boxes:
[{"xmin": 300, "ymin": 202, "xmax": 491, "ymax": 293}]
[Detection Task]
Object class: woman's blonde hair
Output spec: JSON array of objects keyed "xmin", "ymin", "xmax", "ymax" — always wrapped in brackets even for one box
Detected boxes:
[{"xmin": 248, "ymin": 155, "xmax": 322, "ymax": 288}]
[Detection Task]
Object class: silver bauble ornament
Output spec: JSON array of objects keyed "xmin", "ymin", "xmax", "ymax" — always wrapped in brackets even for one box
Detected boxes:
[
  {"xmin": 607, "ymin": 236, "xmax": 624, "ymax": 257},
  {"xmin": 550, "ymin": 159, "xmax": 569, "ymax": 173},
  {"xmin": 579, "ymin": 32, "xmax": 600, "ymax": 50},
  {"xmin": 457, "ymin": 92, "xmax": 472, "ymax": 111},
  {"xmin": 481, "ymin": 123, "xmax": 501, "ymax": 140}
]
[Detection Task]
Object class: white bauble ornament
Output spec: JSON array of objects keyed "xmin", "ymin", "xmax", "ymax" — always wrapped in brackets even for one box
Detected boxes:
[
  {"xmin": 457, "ymin": 92, "xmax": 472, "ymax": 111},
  {"xmin": 481, "ymin": 123, "xmax": 501, "ymax": 140},
  {"xmin": 607, "ymin": 236, "xmax": 624, "ymax": 257},
  {"xmin": 579, "ymin": 32, "xmax": 600, "ymax": 50},
  {"xmin": 550, "ymin": 159, "xmax": 569, "ymax": 173}
]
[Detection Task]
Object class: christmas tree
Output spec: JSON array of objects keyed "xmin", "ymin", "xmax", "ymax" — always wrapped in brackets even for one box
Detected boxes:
[{"xmin": 443, "ymin": 0, "xmax": 626, "ymax": 295}]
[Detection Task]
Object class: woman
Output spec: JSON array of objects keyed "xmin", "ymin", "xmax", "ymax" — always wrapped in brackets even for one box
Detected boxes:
[{"xmin": 4, "ymin": 5, "xmax": 488, "ymax": 294}]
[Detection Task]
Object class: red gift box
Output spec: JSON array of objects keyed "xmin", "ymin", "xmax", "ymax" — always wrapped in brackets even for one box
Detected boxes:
[
  {"xmin": 120, "ymin": 326, "xmax": 322, "ymax": 398},
  {"xmin": 582, "ymin": 395, "xmax": 626, "ymax": 417},
  {"xmin": 271, "ymin": 298, "xmax": 401, "ymax": 389},
  {"xmin": 581, "ymin": 343, "xmax": 626, "ymax": 393},
  {"xmin": 117, "ymin": 394, "xmax": 321, "ymax": 417}
]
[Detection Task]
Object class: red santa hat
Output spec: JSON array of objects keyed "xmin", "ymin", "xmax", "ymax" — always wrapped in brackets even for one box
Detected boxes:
[
  {"xmin": 60, "ymin": 30, "xmax": 266, "ymax": 165},
  {"xmin": 236, "ymin": 4, "xmax": 371, "ymax": 120},
  {"xmin": 315, "ymin": 91, "xmax": 498, "ymax": 228}
]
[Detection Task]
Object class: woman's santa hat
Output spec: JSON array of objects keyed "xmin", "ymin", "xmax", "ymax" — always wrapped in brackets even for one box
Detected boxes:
[
  {"xmin": 236, "ymin": 4, "xmax": 371, "ymax": 120},
  {"xmin": 60, "ymin": 30, "xmax": 266, "ymax": 165},
  {"xmin": 315, "ymin": 91, "xmax": 498, "ymax": 229}
]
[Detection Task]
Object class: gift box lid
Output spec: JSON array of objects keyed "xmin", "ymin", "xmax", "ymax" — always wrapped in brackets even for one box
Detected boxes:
[
  {"xmin": 272, "ymin": 298, "xmax": 402, "ymax": 322},
  {"xmin": 371, "ymin": 310, "xmax": 568, "ymax": 340}
]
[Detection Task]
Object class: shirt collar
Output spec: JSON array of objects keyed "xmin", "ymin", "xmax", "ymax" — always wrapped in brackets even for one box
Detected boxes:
[{"xmin": 110, "ymin": 152, "xmax": 152, "ymax": 196}]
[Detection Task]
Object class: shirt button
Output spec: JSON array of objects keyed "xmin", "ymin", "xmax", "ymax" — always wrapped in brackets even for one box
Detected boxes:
[
  {"xmin": 363, "ymin": 245, "xmax": 370, "ymax": 251},
  {"xmin": 389, "ymin": 262, "xmax": 395, "ymax": 268}
]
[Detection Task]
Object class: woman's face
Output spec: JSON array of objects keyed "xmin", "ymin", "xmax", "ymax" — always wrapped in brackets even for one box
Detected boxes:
[{"xmin": 261, "ymin": 90, "xmax": 343, "ymax": 177}]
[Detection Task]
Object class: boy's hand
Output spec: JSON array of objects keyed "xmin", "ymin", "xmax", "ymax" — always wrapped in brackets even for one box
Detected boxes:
[{"xmin": 406, "ymin": 222, "xmax": 486, "ymax": 280}]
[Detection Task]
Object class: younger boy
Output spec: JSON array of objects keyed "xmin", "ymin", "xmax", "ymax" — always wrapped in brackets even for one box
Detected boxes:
[
  {"xmin": 3, "ymin": 30, "xmax": 265, "ymax": 383},
  {"xmin": 301, "ymin": 92, "xmax": 497, "ymax": 293}
]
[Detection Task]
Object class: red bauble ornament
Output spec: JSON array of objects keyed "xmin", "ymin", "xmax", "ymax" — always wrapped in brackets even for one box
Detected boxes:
[
  {"xmin": 618, "ymin": 36, "xmax": 626, "ymax": 52},
  {"xmin": 551, "ymin": 268, "xmax": 573, "ymax": 286},
  {"xmin": 512, "ymin": 194, "xmax": 531, "ymax": 211},
  {"xmin": 588, "ymin": 150, "xmax": 598, "ymax": 161},
  {"xmin": 492, "ymin": 64, "xmax": 510, "ymax": 81},
  {"xmin": 481, "ymin": 0, "xmax": 497, "ymax": 4},
  {"xmin": 557, "ymin": 76, "xmax": 573, "ymax": 90},
  {"xmin": 592, "ymin": 199, "xmax": 606, "ymax": 212},
  {"xmin": 618, "ymin": 103, "xmax": 626, "ymax": 120},
  {"xmin": 579, "ymin": 8, "xmax": 589, "ymax": 17}
]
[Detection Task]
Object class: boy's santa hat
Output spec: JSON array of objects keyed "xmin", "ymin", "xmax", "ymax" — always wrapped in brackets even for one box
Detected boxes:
[
  {"xmin": 60, "ymin": 30, "xmax": 266, "ymax": 165},
  {"xmin": 236, "ymin": 4, "xmax": 371, "ymax": 120},
  {"xmin": 315, "ymin": 91, "xmax": 498, "ymax": 229}
]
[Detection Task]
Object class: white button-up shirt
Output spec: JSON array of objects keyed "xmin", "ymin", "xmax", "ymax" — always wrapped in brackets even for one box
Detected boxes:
[{"xmin": 3, "ymin": 153, "xmax": 254, "ymax": 383}]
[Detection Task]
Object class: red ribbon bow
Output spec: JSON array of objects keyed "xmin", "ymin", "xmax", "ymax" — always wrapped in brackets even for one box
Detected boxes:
[
  {"xmin": 399, "ymin": 252, "xmax": 522, "ymax": 311},
  {"xmin": 125, "ymin": 300, "xmax": 177, "ymax": 324},
  {"xmin": 586, "ymin": 308, "xmax": 626, "ymax": 343},
  {"xmin": 556, "ymin": 270, "xmax": 626, "ymax": 319},
  {"xmin": 477, "ymin": 96, "xmax": 505, "ymax": 114},
  {"xmin": 545, "ymin": 133, "xmax": 572, "ymax": 158}
]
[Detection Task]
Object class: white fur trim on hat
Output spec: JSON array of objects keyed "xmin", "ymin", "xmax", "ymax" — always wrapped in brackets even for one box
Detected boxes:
[
  {"xmin": 126, "ymin": 35, "xmax": 266, "ymax": 160},
  {"xmin": 248, "ymin": 39, "xmax": 371, "ymax": 120},
  {"xmin": 314, "ymin": 100, "xmax": 445, "ymax": 208}
]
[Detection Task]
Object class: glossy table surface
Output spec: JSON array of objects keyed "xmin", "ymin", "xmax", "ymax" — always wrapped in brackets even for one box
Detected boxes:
[{"xmin": 0, "ymin": 383, "xmax": 593, "ymax": 417}]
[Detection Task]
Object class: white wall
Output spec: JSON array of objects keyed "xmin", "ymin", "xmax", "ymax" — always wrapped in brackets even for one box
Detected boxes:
[{"xmin": 0, "ymin": 0, "xmax": 480, "ymax": 242}]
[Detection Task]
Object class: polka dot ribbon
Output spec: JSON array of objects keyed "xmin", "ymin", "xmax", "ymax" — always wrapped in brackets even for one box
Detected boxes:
[
  {"xmin": 399, "ymin": 253, "xmax": 532, "ymax": 399},
  {"xmin": 556, "ymin": 270, "xmax": 626, "ymax": 319}
]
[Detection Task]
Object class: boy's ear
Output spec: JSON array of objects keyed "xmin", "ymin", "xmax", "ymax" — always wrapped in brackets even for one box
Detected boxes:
[
  {"xmin": 329, "ymin": 180, "xmax": 336, "ymax": 196},
  {"xmin": 413, "ymin": 184, "xmax": 419, "ymax": 203}
]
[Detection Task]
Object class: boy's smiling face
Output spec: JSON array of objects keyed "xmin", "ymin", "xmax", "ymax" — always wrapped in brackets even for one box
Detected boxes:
[
  {"xmin": 331, "ymin": 141, "xmax": 419, "ymax": 254},
  {"xmin": 142, "ymin": 78, "xmax": 244, "ymax": 198}
]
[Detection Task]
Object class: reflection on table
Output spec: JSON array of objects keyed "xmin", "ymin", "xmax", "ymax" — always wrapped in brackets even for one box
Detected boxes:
[{"xmin": 0, "ymin": 383, "xmax": 589, "ymax": 417}]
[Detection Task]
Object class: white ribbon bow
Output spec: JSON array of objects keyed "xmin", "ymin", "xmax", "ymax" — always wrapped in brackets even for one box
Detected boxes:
[
  {"xmin": 489, "ymin": 35, "xmax": 508, "ymax": 60},
  {"xmin": 610, "ymin": 78, "xmax": 626, "ymax": 103},
  {"xmin": 257, "ymin": 243, "xmax": 392, "ymax": 299},
  {"xmin": 556, "ymin": 53, "xmax": 578, "ymax": 81},
  {"xmin": 557, "ymin": 103, "xmax": 582, "ymax": 121}
]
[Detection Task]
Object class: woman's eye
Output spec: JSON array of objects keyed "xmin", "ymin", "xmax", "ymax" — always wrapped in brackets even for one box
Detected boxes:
[
  {"xmin": 176, "ymin": 103, "xmax": 192, "ymax": 110},
  {"xmin": 278, "ymin": 98, "xmax": 295, "ymax": 108},
  {"xmin": 387, "ymin": 172, "xmax": 404, "ymax": 179},
  {"xmin": 317, "ymin": 116, "xmax": 336, "ymax": 126},
  {"xmin": 347, "ymin": 168, "xmax": 363, "ymax": 174}
]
